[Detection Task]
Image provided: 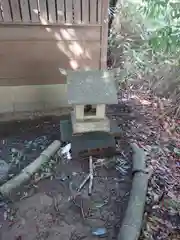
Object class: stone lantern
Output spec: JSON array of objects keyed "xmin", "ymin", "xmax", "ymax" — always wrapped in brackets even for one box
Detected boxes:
[
  {"xmin": 67, "ymin": 70, "xmax": 118, "ymax": 134},
  {"xmin": 60, "ymin": 69, "xmax": 120, "ymax": 157}
]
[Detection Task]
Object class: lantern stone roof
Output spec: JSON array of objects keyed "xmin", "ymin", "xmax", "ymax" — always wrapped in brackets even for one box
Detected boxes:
[{"xmin": 67, "ymin": 70, "xmax": 118, "ymax": 105}]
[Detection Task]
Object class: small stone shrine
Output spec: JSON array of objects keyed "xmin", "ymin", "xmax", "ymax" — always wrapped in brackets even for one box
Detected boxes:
[{"xmin": 60, "ymin": 69, "xmax": 120, "ymax": 157}]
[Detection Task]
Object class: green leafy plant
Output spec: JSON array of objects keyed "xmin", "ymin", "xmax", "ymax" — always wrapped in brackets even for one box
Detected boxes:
[{"xmin": 109, "ymin": 0, "xmax": 180, "ymax": 114}]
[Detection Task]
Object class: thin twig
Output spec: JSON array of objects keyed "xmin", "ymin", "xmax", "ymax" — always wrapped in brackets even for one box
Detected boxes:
[
  {"xmin": 77, "ymin": 174, "xmax": 90, "ymax": 192},
  {"xmin": 88, "ymin": 156, "xmax": 93, "ymax": 196},
  {"xmin": 80, "ymin": 198, "xmax": 85, "ymax": 219}
]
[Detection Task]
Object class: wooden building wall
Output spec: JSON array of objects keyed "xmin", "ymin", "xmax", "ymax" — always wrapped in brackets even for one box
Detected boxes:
[{"xmin": 0, "ymin": 0, "xmax": 109, "ymax": 116}]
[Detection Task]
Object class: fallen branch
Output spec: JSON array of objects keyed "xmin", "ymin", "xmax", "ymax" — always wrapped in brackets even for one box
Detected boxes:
[{"xmin": 0, "ymin": 140, "xmax": 61, "ymax": 196}]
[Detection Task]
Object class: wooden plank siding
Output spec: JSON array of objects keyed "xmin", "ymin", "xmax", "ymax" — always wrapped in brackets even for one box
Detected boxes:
[
  {"xmin": 90, "ymin": 0, "xmax": 97, "ymax": 24},
  {"xmin": 0, "ymin": 0, "xmax": 103, "ymax": 25},
  {"xmin": 0, "ymin": 1, "xmax": 3, "ymax": 21},
  {"xmin": 0, "ymin": 26, "xmax": 101, "ymax": 86},
  {"xmin": 47, "ymin": 0, "xmax": 56, "ymax": 23},
  {"xmin": 64, "ymin": 0, "xmax": 73, "ymax": 23},
  {"xmin": 20, "ymin": 0, "xmax": 31, "ymax": 22},
  {"xmin": 39, "ymin": 0, "xmax": 48, "ymax": 23},
  {"xmin": 56, "ymin": 0, "xmax": 65, "ymax": 23},
  {"xmin": 0, "ymin": 0, "xmax": 109, "ymax": 115},
  {"xmin": 0, "ymin": 13, "xmax": 2, "ymax": 22},
  {"xmin": 29, "ymin": 0, "xmax": 40, "ymax": 22},
  {"xmin": 100, "ymin": 0, "xmax": 109, "ymax": 68},
  {"xmin": 81, "ymin": 0, "xmax": 89, "ymax": 24},
  {"xmin": 73, "ymin": 0, "xmax": 81, "ymax": 24},
  {"xmin": 1, "ymin": 0, "xmax": 12, "ymax": 22},
  {"xmin": 10, "ymin": 0, "xmax": 21, "ymax": 22},
  {"xmin": 97, "ymin": 0, "xmax": 102, "ymax": 24}
]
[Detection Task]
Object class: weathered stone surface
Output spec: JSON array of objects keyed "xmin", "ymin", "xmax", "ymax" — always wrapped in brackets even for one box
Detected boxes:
[
  {"xmin": 71, "ymin": 131, "xmax": 116, "ymax": 157},
  {"xmin": 60, "ymin": 116, "xmax": 72, "ymax": 142},
  {"xmin": 71, "ymin": 112, "xmax": 110, "ymax": 134},
  {"xmin": 67, "ymin": 70, "xmax": 118, "ymax": 105}
]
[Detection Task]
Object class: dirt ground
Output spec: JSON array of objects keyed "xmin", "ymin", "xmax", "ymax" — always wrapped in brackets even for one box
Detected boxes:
[{"xmin": 0, "ymin": 116, "xmax": 132, "ymax": 240}]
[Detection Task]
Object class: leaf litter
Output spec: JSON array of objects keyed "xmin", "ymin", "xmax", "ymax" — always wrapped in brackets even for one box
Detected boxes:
[{"xmin": 111, "ymin": 90, "xmax": 180, "ymax": 240}]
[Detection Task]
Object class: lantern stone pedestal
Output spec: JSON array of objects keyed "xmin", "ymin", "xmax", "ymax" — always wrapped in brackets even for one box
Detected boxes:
[{"xmin": 60, "ymin": 69, "xmax": 120, "ymax": 157}]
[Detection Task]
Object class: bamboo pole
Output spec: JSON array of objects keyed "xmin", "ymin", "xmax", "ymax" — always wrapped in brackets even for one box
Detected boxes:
[
  {"xmin": 0, "ymin": 140, "xmax": 61, "ymax": 196},
  {"xmin": 118, "ymin": 143, "xmax": 149, "ymax": 240}
]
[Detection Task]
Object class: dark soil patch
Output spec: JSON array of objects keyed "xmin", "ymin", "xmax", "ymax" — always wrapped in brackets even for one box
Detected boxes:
[
  {"xmin": 0, "ymin": 116, "xmax": 132, "ymax": 240},
  {"xmin": 0, "ymin": 116, "xmax": 61, "ymax": 178}
]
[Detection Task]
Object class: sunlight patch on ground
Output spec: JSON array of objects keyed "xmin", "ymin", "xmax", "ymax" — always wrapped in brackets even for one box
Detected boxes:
[{"xmin": 130, "ymin": 94, "xmax": 152, "ymax": 105}]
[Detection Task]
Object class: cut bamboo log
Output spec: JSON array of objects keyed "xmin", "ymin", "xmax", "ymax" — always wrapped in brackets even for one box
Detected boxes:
[
  {"xmin": 0, "ymin": 140, "xmax": 61, "ymax": 196},
  {"xmin": 118, "ymin": 143, "xmax": 148, "ymax": 240}
]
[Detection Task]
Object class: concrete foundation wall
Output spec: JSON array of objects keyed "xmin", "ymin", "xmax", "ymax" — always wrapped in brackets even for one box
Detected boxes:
[{"xmin": 0, "ymin": 84, "xmax": 68, "ymax": 114}]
